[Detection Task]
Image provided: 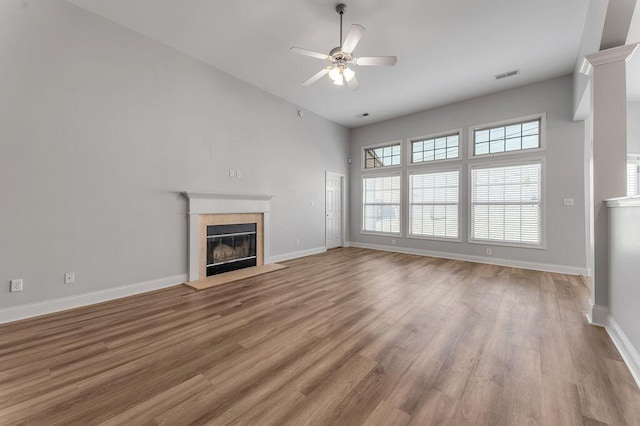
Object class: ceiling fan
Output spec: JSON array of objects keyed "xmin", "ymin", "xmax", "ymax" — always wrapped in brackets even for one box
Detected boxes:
[{"xmin": 290, "ymin": 3, "xmax": 397, "ymax": 90}]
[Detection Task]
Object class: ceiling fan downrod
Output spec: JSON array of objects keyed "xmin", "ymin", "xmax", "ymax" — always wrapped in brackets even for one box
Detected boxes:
[{"xmin": 336, "ymin": 4, "xmax": 347, "ymax": 49}]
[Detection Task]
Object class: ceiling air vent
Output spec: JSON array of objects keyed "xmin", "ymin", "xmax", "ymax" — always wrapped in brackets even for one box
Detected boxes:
[
  {"xmin": 356, "ymin": 112, "xmax": 370, "ymax": 118},
  {"xmin": 495, "ymin": 70, "xmax": 519, "ymax": 80}
]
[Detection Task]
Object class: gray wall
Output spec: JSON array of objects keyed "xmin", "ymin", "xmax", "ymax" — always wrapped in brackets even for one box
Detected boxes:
[
  {"xmin": 0, "ymin": 0, "xmax": 348, "ymax": 309},
  {"xmin": 629, "ymin": 101, "xmax": 640, "ymax": 153},
  {"xmin": 349, "ymin": 75, "xmax": 588, "ymax": 272},
  {"xmin": 608, "ymin": 202, "xmax": 640, "ymax": 374}
]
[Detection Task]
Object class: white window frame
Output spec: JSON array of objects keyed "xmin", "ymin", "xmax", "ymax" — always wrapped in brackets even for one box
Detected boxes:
[
  {"xmin": 468, "ymin": 113, "xmax": 546, "ymax": 159},
  {"xmin": 407, "ymin": 129, "xmax": 463, "ymax": 166},
  {"xmin": 361, "ymin": 172, "xmax": 403, "ymax": 237},
  {"xmin": 628, "ymin": 154, "xmax": 640, "ymax": 197},
  {"xmin": 468, "ymin": 157, "xmax": 546, "ymax": 249},
  {"xmin": 361, "ymin": 140, "xmax": 403, "ymax": 171},
  {"xmin": 406, "ymin": 164, "xmax": 462, "ymax": 242}
]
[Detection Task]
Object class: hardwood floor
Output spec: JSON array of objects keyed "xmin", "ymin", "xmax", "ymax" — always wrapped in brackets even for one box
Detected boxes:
[{"xmin": 1, "ymin": 247, "xmax": 639, "ymax": 425}]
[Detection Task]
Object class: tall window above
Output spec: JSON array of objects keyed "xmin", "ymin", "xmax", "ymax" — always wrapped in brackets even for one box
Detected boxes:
[
  {"xmin": 362, "ymin": 175, "xmax": 401, "ymax": 234},
  {"xmin": 473, "ymin": 118, "xmax": 541, "ymax": 156},
  {"xmin": 411, "ymin": 133, "xmax": 459, "ymax": 163},
  {"xmin": 409, "ymin": 170, "xmax": 459, "ymax": 239},
  {"xmin": 628, "ymin": 156, "xmax": 640, "ymax": 197},
  {"xmin": 364, "ymin": 143, "xmax": 401, "ymax": 169},
  {"xmin": 471, "ymin": 162, "xmax": 542, "ymax": 245}
]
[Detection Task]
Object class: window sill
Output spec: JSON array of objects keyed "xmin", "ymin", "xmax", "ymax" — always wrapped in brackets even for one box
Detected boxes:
[
  {"xmin": 361, "ymin": 231, "xmax": 402, "ymax": 237},
  {"xmin": 468, "ymin": 238, "xmax": 546, "ymax": 250},
  {"xmin": 407, "ymin": 234, "xmax": 462, "ymax": 243}
]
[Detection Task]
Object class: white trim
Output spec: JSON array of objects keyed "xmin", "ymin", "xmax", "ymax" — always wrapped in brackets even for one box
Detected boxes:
[
  {"xmin": 468, "ymin": 157, "xmax": 547, "ymax": 249},
  {"xmin": 269, "ymin": 246, "xmax": 327, "ymax": 263},
  {"xmin": 578, "ymin": 56, "xmax": 593, "ymax": 76},
  {"xmin": 585, "ymin": 43, "xmax": 639, "ymax": 67},
  {"xmin": 361, "ymin": 140, "xmax": 403, "ymax": 171},
  {"xmin": 605, "ymin": 196, "xmax": 640, "ymax": 208},
  {"xmin": 407, "ymin": 128, "xmax": 463, "ymax": 166},
  {"xmin": 586, "ymin": 303, "xmax": 609, "ymax": 326},
  {"xmin": 182, "ymin": 192, "xmax": 273, "ymax": 215},
  {"xmin": 182, "ymin": 192, "xmax": 273, "ymax": 281},
  {"xmin": 349, "ymin": 242, "xmax": 588, "ymax": 275},
  {"xmin": 361, "ymin": 172, "xmax": 403, "ymax": 237},
  {"xmin": 406, "ymin": 166, "xmax": 462, "ymax": 242},
  {"xmin": 0, "ymin": 274, "xmax": 187, "ymax": 325},
  {"xmin": 360, "ymin": 231, "xmax": 401, "ymax": 237},
  {"xmin": 605, "ymin": 316, "xmax": 640, "ymax": 390},
  {"xmin": 468, "ymin": 112, "xmax": 547, "ymax": 160},
  {"xmin": 325, "ymin": 171, "xmax": 347, "ymax": 249}
]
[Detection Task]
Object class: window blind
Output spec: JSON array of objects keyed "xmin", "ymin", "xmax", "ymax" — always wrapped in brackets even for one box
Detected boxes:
[
  {"xmin": 409, "ymin": 170, "xmax": 459, "ymax": 238},
  {"xmin": 471, "ymin": 162, "xmax": 541, "ymax": 244},
  {"xmin": 362, "ymin": 175, "xmax": 401, "ymax": 234}
]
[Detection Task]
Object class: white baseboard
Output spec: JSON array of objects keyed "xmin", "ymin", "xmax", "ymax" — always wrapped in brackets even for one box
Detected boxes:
[
  {"xmin": 349, "ymin": 242, "xmax": 589, "ymax": 275},
  {"xmin": 343, "ymin": 241, "xmax": 352, "ymax": 247},
  {"xmin": 586, "ymin": 303, "xmax": 609, "ymax": 327},
  {"xmin": 269, "ymin": 246, "xmax": 327, "ymax": 263},
  {"xmin": 605, "ymin": 316, "xmax": 640, "ymax": 390},
  {"xmin": 0, "ymin": 274, "xmax": 187, "ymax": 325}
]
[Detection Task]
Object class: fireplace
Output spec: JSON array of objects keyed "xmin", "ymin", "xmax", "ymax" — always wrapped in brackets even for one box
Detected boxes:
[
  {"xmin": 206, "ymin": 223, "xmax": 257, "ymax": 276},
  {"xmin": 183, "ymin": 192, "xmax": 273, "ymax": 283}
]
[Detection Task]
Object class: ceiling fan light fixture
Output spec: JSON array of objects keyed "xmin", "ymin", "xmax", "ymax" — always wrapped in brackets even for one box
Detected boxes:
[
  {"xmin": 290, "ymin": 3, "xmax": 396, "ymax": 89},
  {"xmin": 343, "ymin": 67, "xmax": 355, "ymax": 81},
  {"xmin": 328, "ymin": 66, "xmax": 341, "ymax": 81}
]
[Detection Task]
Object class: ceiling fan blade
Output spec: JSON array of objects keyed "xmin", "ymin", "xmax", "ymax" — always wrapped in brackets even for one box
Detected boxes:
[
  {"xmin": 341, "ymin": 24, "xmax": 365, "ymax": 54},
  {"xmin": 355, "ymin": 56, "xmax": 398, "ymax": 66},
  {"xmin": 290, "ymin": 47, "xmax": 330, "ymax": 61},
  {"xmin": 303, "ymin": 68, "xmax": 330, "ymax": 86},
  {"xmin": 346, "ymin": 75, "xmax": 359, "ymax": 91}
]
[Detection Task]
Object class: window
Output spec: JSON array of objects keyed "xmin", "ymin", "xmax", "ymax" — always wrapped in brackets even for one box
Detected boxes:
[
  {"xmin": 471, "ymin": 162, "xmax": 542, "ymax": 245},
  {"xmin": 409, "ymin": 170, "xmax": 459, "ymax": 239},
  {"xmin": 411, "ymin": 133, "xmax": 459, "ymax": 163},
  {"xmin": 362, "ymin": 175, "xmax": 401, "ymax": 234},
  {"xmin": 364, "ymin": 143, "xmax": 401, "ymax": 169},
  {"xmin": 473, "ymin": 118, "xmax": 541, "ymax": 156},
  {"xmin": 628, "ymin": 156, "xmax": 640, "ymax": 196}
]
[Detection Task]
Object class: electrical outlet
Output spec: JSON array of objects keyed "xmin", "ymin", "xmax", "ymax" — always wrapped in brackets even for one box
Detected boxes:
[
  {"xmin": 10, "ymin": 279, "xmax": 23, "ymax": 293},
  {"xmin": 236, "ymin": 170, "xmax": 242, "ymax": 178},
  {"xmin": 65, "ymin": 272, "xmax": 75, "ymax": 284},
  {"xmin": 486, "ymin": 248, "xmax": 492, "ymax": 256},
  {"xmin": 563, "ymin": 198, "xmax": 575, "ymax": 206},
  {"xmin": 295, "ymin": 239, "xmax": 300, "ymax": 246},
  {"xmin": 391, "ymin": 239, "xmax": 396, "ymax": 245},
  {"xmin": 228, "ymin": 169, "xmax": 235, "ymax": 177},
  {"xmin": 310, "ymin": 200, "xmax": 315, "ymax": 207}
]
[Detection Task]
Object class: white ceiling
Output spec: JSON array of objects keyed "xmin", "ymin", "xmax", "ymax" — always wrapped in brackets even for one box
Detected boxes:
[
  {"xmin": 67, "ymin": 0, "xmax": 591, "ymax": 127},
  {"xmin": 626, "ymin": 2, "xmax": 640, "ymax": 102}
]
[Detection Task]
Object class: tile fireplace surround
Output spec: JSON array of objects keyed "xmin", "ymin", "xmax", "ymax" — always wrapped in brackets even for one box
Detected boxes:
[{"xmin": 182, "ymin": 192, "xmax": 273, "ymax": 282}]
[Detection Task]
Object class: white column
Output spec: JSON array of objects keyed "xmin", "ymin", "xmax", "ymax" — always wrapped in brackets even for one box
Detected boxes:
[{"xmin": 586, "ymin": 44, "xmax": 639, "ymax": 325}]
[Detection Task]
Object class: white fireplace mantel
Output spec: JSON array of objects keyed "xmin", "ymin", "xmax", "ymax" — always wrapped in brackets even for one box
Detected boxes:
[{"xmin": 182, "ymin": 192, "xmax": 274, "ymax": 282}]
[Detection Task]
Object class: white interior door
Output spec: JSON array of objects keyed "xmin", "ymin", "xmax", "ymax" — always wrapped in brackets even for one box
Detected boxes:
[{"xmin": 326, "ymin": 172, "xmax": 343, "ymax": 249}]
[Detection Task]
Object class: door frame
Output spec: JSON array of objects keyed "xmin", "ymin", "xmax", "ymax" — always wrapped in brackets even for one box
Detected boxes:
[{"xmin": 325, "ymin": 171, "xmax": 346, "ymax": 248}]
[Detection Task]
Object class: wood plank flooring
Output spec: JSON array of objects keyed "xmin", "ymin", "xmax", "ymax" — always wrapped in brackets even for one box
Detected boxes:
[{"xmin": 1, "ymin": 247, "xmax": 639, "ymax": 425}]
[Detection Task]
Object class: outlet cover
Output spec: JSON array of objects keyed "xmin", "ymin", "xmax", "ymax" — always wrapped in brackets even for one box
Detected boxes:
[
  {"xmin": 65, "ymin": 272, "xmax": 75, "ymax": 284},
  {"xmin": 10, "ymin": 279, "xmax": 23, "ymax": 292}
]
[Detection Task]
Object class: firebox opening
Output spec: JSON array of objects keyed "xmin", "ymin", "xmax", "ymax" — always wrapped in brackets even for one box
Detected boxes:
[{"xmin": 206, "ymin": 223, "xmax": 257, "ymax": 276}]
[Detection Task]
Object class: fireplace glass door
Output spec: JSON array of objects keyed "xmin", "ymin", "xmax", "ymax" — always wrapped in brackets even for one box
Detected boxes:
[{"xmin": 206, "ymin": 223, "xmax": 257, "ymax": 276}]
